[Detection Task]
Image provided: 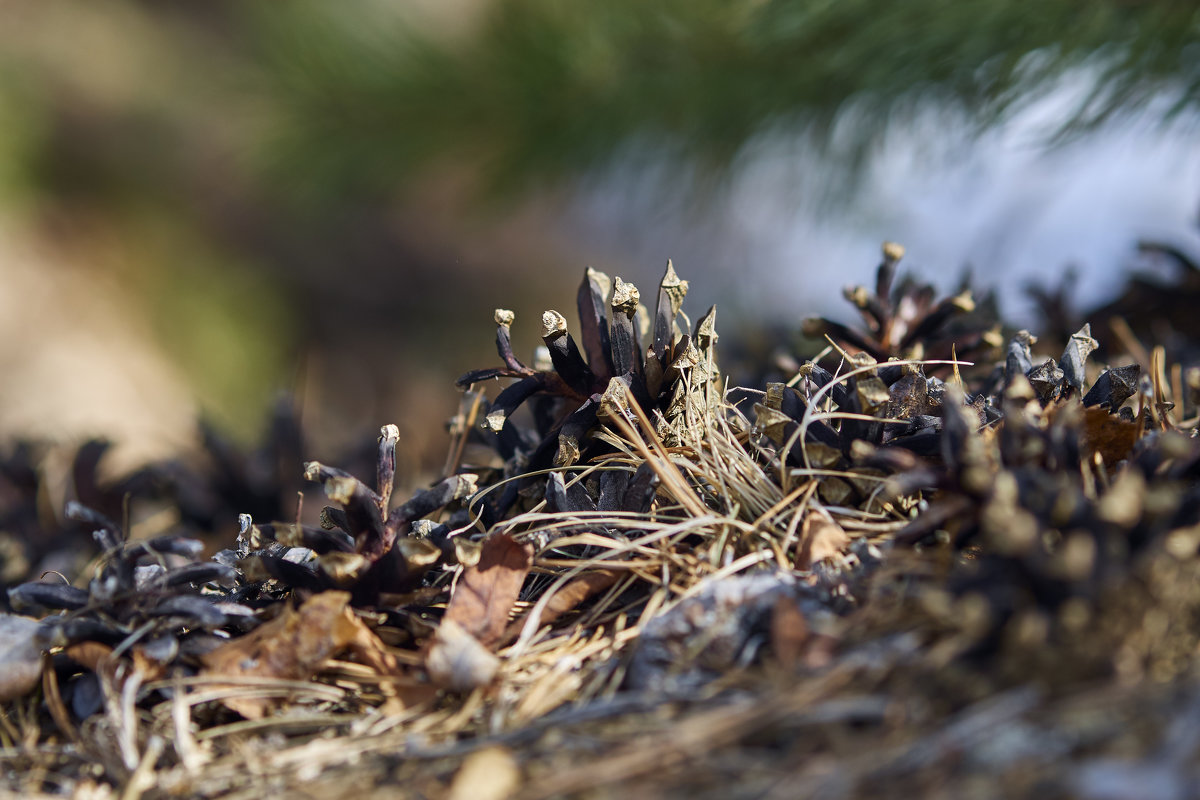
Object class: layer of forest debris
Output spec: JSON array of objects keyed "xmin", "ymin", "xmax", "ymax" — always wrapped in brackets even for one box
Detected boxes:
[{"xmin": 3, "ymin": 243, "xmax": 1200, "ymax": 799}]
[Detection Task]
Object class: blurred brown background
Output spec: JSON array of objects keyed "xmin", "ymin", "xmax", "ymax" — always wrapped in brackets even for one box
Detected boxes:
[
  {"xmin": 0, "ymin": 2, "xmax": 583, "ymax": 480},
  {"xmin": 0, "ymin": 0, "xmax": 1196, "ymax": 483}
]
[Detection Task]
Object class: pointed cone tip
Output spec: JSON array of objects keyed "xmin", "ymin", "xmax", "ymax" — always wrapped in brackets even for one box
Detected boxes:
[{"xmin": 541, "ymin": 310, "xmax": 568, "ymax": 337}]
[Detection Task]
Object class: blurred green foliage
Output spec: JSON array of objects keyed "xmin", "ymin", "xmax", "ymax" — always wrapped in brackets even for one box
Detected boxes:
[
  {"xmin": 0, "ymin": 3, "xmax": 297, "ymax": 441},
  {"xmin": 254, "ymin": 0, "xmax": 1200, "ymax": 201},
  {"xmin": 111, "ymin": 209, "xmax": 297, "ymax": 440},
  {"xmin": 0, "ymin": 66, "xmax": 49, "ymax": 206}
]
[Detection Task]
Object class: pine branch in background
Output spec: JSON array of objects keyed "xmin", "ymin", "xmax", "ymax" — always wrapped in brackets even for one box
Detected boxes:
[{"xmin": 250, "ymin": 0, "xmax": 1200, "ymax": 201}]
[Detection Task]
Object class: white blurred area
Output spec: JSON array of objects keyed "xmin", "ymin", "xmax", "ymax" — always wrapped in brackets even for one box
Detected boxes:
[{"xmin": 566, "ymin": 92, "xmax": 1200, "ymax": 326}]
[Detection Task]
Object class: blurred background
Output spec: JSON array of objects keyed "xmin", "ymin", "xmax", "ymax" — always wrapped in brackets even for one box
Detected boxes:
[{"xmin": 0, "ymin": 0, "xmax": 1197, "ymax": 482}]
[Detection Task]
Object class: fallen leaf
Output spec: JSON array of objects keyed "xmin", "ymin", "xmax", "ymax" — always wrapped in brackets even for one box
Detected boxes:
[
  {"xmin": 444, "ymin": 533, "xmax": 533, "ymax": 647},
  {"xmin": 425, "ymin": 534, "xmax": 532, "ymax": 690},
  {"xmin": 447, "ymin": 746, "xmax": 520, "ymax": 800},
  {"xmin": 65, "ymin": 641, "xmax": 113, "ymax": 673},
  {"xmin": 505, "ymin": 569, "xmax": 620, "ymax": 641},
  {"xmin": 1080, "ymin": 405, "xmax": 1141, "ymax": 466},
  {"xmin": 426, "ymin": 618, "xmax": 500, "ymax": 692},
  {"xmin": 796, "ymin": 512, "xmax": 850, "ymax": 569},
  {"xmin": 0, "ymin": 613, "xmax": 44, "ymax": 701},
  {"xmin": 201, "ymin": 590, "xmax": 401, "ymax": 719}
]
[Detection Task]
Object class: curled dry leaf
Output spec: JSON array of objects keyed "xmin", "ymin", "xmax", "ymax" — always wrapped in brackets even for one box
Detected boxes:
[
  {"xmin": 796, "ymin": 512, "xmax": 851, "ymax": 570},
  {"xmin": 64, "ymin": 641, "xmax": 114, "ymax": 673},
  {"xmin": 1079, "ymin": 405, "xmax": 1141, "ymax": 466},
  {"xmin": 425, "ymin": 533, "xmax": 533, "ymax": 691},
  {"xmin": 62, "ymin": 640, "xmax": 169, "ymax": 696},
  {"xmin": 0, "ymin": 613, "xmax": 43, "ymax": 701},
  {"xmin": 443, "ymin": 533, "xmax": 534, "ymax": 647},
  {"xmin": 507, "ymin": 569, "xmax": 621, "ymax": 639},
  {"xmin": 200, "ymin": 590, "xmax": 400, "ymax": 719}
]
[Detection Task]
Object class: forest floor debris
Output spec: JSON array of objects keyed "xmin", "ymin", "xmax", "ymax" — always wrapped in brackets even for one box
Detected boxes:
[{"xmin": 4, "ymin": 244, "xmax": 1200, "ymax": 798}]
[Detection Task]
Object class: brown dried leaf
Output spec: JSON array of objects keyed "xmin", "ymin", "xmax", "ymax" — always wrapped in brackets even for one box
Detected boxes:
[
  {"xmin": 535, "ymin": 569, "xmax": 620, "ymax": 627},
  {"xmin": 1079, "ymin": 406, "xmax": 1141, "ymax": 466},
  {"xmin": 201, "ymin": 590, "xmax": 400, "ymax": 719},
  {"xmin": 795, "ymin": 512, "xmax": 850, "ymax": 570},
  {"xmin": 445, "ymin": 533, "xmax": 533, "ymax": 647},
  {"xmin": 64, "ymin": 641, "xmax": 113, "ymax": 673},
  {"xmin": 0, "ymin": 613, "xmax": 43, "ymax": 701},
  {"xmin": 508, "ymin": 570, "xmax": 620, "ymax": 639}
]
